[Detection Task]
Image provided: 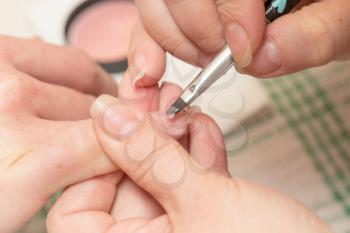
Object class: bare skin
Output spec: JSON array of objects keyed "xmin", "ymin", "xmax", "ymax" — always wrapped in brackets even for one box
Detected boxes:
[
  {"xmin": 47, "ymin": 93, "xmax": 333, "ymax": 233},
  {"xmin": 0, "ymin": 35, "xmax": 194, "ymax": 233},
  {"xmin": 128, "ymin": 0, "xmax": 350, "ymax": 87}
]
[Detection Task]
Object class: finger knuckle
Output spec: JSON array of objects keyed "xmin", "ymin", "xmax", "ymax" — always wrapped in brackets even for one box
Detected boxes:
[
  {"xmin": 298, "ymin": 10, "xmax": 336, "ymax": 66},
  {"xmin": 158, "ymin": 32, "xmax": 186, "ymax": 55},
  {"xmin": 192, "ymin": 25, "xmax": 225, "ymax": 54},
  {"xmin": 46, "ymin": 124, "xmax": 95, "ymax": 173},
  {"xmin": 0, "ymin": 75, "xmax": 36, "ymax": 111},
  {"xmin": 217, "ymin": 1, "xmax": 245, "ymax": 20},
  {"xmin": 132, "ymin": 137, "xmax": 175, "ymax": 184}
]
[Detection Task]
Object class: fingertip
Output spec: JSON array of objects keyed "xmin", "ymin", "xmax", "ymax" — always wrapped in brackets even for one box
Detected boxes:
[
  {"xmin": 119, "ymin": 71, "xmax": 160, "ymax": 112},
  {"xmin": 133, "ymin": 45, "xmax": 166, "ymax": 87},
  {"xmin": 158, "ymin": 82, "xmax": 183, "ymax": 112},
  {"xmin": 128, "ymin": 21, "xmax": 166, "ymax": 88},
  {"xmin": 220, "ymin": 0, "xmax": 266, "ymax": 68},
  {"xmin": 156, "ymin": 82, "xmax": 189, "ymax": 139}
]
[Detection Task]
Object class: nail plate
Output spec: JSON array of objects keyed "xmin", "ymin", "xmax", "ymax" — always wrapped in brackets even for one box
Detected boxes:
[
  {"xmin": 252, "ymin": 39, "xmax": 282, "ymax": 75},
  {"xmin": 91, "ymin": 95, "xmax": 143, "ymax": 139},
  {"xmin": 225, "ymin": 22, "xmax": 252, "ymax": 68},
  {"xmin": 132, "ymin": 53, "xmax": 146, "ymax": 86}
]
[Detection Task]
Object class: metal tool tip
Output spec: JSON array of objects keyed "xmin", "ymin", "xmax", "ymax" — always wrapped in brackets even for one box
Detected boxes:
[
  {"xmin": 166, "ymin": 98, "xmax": 187, "ymax": 118},
  {"xmin": 166, "ymin": 106, "xmax": 179, "ymax": 119}
]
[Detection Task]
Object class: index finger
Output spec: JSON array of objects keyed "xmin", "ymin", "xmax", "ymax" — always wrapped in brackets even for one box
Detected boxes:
[{"xmin": 0, "ymin": 36, "xmax": 118, "ymax": 96}]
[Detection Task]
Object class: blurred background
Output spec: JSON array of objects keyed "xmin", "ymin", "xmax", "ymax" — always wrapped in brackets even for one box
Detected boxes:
[{"xmin": 0, "ymin": 0, "xmax": 350, "ymax": 232}]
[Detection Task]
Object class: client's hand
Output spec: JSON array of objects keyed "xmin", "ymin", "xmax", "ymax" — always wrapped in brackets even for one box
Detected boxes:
[
  {"xmin": 0, "ymin": 35, "xmax": 118, "ymax": 233},
  {"xmin": 47, "ymin": 94, "xmax": 332, "ymax": 233},
  {"xmin": 0, "ymin": 34, "xmax": 190, "ymax": 233}
]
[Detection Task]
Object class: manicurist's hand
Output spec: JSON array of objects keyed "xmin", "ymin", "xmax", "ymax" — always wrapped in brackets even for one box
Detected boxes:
[
  {"xmin": 47, "ymin": 94, "xmax": 333, "ymax": 233},
  {"xmin": 0, "ymin": 35, "xmax": 119, "ymax": 233},
  {"xmin": 129, "ymin": 0, "xmax": 350, "ymax": 84}
]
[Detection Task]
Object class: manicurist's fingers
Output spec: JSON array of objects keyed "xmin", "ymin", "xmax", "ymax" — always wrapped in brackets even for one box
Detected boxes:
[
  {"xmin": 128, "ymin": 21, "xmax": 166, "ymax": 87},
  {"xmin": 246, "ymin": 0, "xmax": 350, "ymax": 77},
  {"xmin": 0, "ymin": 35, "xmax": 118, "ymax": 96},
  {"xmin": 216, "ymin": 0, "xmax": 266, "ymax": 67}
]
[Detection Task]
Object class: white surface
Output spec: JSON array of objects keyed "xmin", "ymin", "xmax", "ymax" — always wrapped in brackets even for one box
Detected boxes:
[{"xmin": 0, "ymin": 0, "xmax": 35, "ymax": 36}]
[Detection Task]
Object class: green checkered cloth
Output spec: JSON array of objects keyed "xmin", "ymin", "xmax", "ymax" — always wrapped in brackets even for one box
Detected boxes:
[
  {"xmin": 228, "ymin": 61, "xmax": 350, "ymax": 233},
  {"xmin": 19, "ymin": 61, "xmax": 350, "ymax": 233}
]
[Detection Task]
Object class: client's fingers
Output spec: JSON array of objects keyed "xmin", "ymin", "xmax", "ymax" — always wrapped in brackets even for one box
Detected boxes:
[
  {"xmin": 158, "ymin": 82, "xmax": 228, "ymax": 174},
  {"xmin": 118, "ymin": 70, "xmax": 159, "ymax": 112},
  {"xmin": 128, "ymin": 21, "xmax": 166, "ymax": 87},
  {"xmin": 3, "ymin": 120, "xmax": 116, "ymax": 230},
  {"xmin": 111, "ymin": 178, "xmax": 164, "ymax": 221},
  {"xmin": 113, "ymin": 70, "xmax": 165, "ymax": 222},
  {"xmin": 111, "ymin": 83, "xmax": 193, "ymax": 222},
  {"xmin": 0, "ymin": 71, "xmax": 95, "ymax": 121},
  {"xmin": 47, "ymin": 172, "xmax": 124, "ymax": 233},
  {"xmin": 158, "ymin": 82, "xmax": 190, "ymax": 139},
  {"xmin": 15, "ymin": 120, "xmax": 116, "ymax": 198},
  {"xmin": 90, "ymin": 95, "xmax": 207, "ymax": 211},
  {"xmin": 27, "ymin": 74, "xmax": 95, "ymax": 120},
  {"xmin": 0, "ymin": 35, "xmax": 118, "ymax": 96},
  {"xmin": 189, "ymin": 113, "xmax": 229, "ymax": 176}
]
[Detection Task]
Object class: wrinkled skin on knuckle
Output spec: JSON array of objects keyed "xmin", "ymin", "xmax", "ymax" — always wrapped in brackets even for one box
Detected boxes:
[
  {"xmin": 0, "ymin": 74, "xmax": 36, "ymax": 114},
  {"xmin": 298, "ymin": 8, "xmax": 337, "ymax": 66},
  {"xmin": 194, "ymin": 26, "xmax": 225, "ymax": 54},
  {"xmin": 9, "ymin": 38, "xmax": 45, "ymax": 71},
  {"xmin": 216, "ymin": 0, "xmax": 247, "ymax": 23},
  {"xmin": 124, "ymin": 116, "xmax": 177, "ymax": 185},
  {"xmin": 158, "ymin": 32, "xmax": 186, "ymax": 56},
  {"xmin": 335, "ymin": 0, "xmax": 350, "ymax": 59}
]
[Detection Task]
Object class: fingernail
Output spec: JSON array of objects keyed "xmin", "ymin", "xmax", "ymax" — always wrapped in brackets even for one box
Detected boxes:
[
  {"xmin": 150, "ymin": 111, "xmax": 189, "ymax": 139},
  {"xmin": 91, "ymin": 95, "xmax": 143, "ymax": 138},
  {"xmin": 132, "ymin": 53, "xmax": 146, "ymax": 86},
  {"xmin": 225, "ymin": 22, "xmax": 252, "ymax": 68},
  {"xmin": 251, "ymin": 39, "xmax": 282, "ymax": 75},
  {"xmin": 190, "ymin": 106, "xmax": 202, "ymax": 114},
  {"xmin": 90, "ymin": 95, "xmax": 113, "ymax": 119}
]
